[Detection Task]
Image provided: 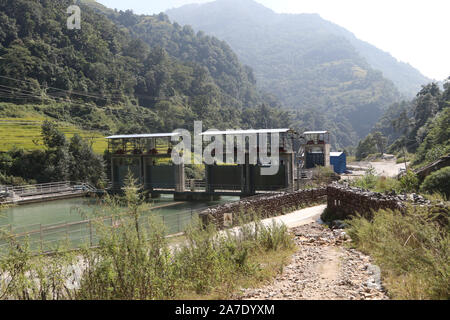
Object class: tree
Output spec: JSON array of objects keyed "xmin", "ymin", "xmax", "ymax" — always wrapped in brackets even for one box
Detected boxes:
[
  {"xmin": 355, "ymin": 134, "xmax": 377, "ymax": 160},
  {"xmin": 372, "ymin": 131, "xmax": 387, "ymax": 155},
  {"xmin": 68, "ymin": 134, "xmax": 105, "ymax": 186},
  {"xmin": 420, "ymin": 166, "xmax": 450, "ymax": 198},
  {"xmin": 41, "ymin": 120, "xmax": 66, "ymax": 150}
]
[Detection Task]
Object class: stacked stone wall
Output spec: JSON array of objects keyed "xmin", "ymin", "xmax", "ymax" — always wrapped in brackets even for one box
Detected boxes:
[
  {"xmin": 326, "ymin": 185, "xmax": 406, "ymax": 220},
  {"xmin": 199, "ymin": 188, "xmax": 327, "ymax": 229},
  {"xmin": 199, "ymin": 183, "xmax": 444, "ymax": 230}
]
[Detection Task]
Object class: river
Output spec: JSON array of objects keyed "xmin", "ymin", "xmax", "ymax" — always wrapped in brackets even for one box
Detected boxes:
[{"xmin": 0, "ymin": 195, "xmax": 238, "ymax": 231}]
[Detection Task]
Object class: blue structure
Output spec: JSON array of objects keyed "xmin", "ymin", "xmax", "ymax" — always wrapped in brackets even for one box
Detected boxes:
[{"xmin": 330, "ymin": 152, "xmax": 347, "ymax": 174}]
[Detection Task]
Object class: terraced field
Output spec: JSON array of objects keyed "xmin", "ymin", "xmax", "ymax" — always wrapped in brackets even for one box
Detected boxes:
[{"xmin": 0, "ymin": 117, "xmax": 108, "ymax": 154}]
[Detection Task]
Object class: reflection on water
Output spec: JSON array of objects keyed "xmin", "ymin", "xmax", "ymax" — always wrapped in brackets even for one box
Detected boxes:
[{"xmin": 0, "ymin": 195, "xmax": 238, "ymax": 229}]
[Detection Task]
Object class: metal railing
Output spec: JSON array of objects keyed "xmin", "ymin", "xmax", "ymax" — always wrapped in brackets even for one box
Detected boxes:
[
  {"xmin": 0, "ymin": 181, "xmax": 99, "ymax": 203},
  {"xmin": 185, "ymin": 179, "xmax": 206, "ymax": 190},
  {"xmin": 4, "ymin": 181, "xmax": 73, "ymax": 196},
  {"xmin": 0, "ymin": 207, "xmax": 201, "ymax": 256}
]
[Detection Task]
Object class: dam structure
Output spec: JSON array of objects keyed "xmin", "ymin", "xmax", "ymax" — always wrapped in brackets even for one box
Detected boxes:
[{"xmin": 107, "ymin": 129, "xmax": 301, "ymax": 200}]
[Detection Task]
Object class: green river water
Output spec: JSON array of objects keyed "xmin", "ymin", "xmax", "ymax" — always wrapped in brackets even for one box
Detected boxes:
[
  {"xmin": 0, "ymin": 195, "xmax": 238, "ymax": 230},
  {"xmin": 0, "ymin": 195, "xmax": 239, "ymax": 253}
]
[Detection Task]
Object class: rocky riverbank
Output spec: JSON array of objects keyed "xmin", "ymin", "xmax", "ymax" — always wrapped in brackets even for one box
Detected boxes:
[{"xmin": 236, "ymin": 222, "xmax": 388, "ymax": 300}]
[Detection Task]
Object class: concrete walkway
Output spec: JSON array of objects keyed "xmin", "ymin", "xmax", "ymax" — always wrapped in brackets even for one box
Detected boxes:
[
  {"xmin": 223, "ymin": 205, "xmax": 327, "ymax": 238},
  {"xmin": 260, "ymin": 205, "xmax": 327, "ymax": 229}
]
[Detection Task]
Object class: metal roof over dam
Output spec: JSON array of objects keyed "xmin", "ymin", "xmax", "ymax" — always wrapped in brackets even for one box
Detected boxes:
[{"xmin": 106, "ymin": 133, "xmax": 180, "ymax": 140}]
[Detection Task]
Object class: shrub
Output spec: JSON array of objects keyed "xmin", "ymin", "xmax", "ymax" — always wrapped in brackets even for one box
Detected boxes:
[
  {"xmin": 75, "ymin": 174, "xmax": 177, "ymax": 300},
  {"xmin": 398, "ymin": 170, "xmax": 419, "ymax": 193},
  {"xmin": 350, "ymin": 166, "xmax": 377, "ymax": 190},
  {"xmin": 175, "ymin": 213, "xmax": 294, "ymax": 297},
  {"xmin": 420, "ymin": 166, "xmax": 450, "ymax": 198},
  {"xmin": 347, "ymin": 206, "xmax": 449, "ymax": 299},
  {"xmin": 0, "ymin": 235, "xmax": 75, "ymax": 300},
  {"xmin": 313, "ymin": 166, "xmax": 339, "ymax": 185}
]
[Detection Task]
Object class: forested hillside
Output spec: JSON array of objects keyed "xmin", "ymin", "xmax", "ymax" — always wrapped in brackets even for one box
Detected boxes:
[
  {"xmin": 167, "ymin": 0, "xmax": 430, "ymax": 148},
  {"xmin": 0, "ymin": 0, "xmax": 288, "ymax": 136},
  {"xmin": 356, "ymin": 78, "xmax": 450, "ymax": 166}
]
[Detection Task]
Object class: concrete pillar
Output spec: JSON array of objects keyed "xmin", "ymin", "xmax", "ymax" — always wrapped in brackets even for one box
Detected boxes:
[
  {"xmin": 242, "ymin": 153, "xmax": 255, "ymax": 196},
  {"xmin": 111, "ymin": 157, "xmax": 115, "ymax": 189},
  {"xmin": 174, "ymin": 163, "xmax": 185, "ymax": 193},
  {"xmin": 143, "ymin": 157, "xmax": 152, "ymax": 192},
  {"xmin": 324, "ymin": 144, "xmax": 331, "ymax": 167},
  {"xmin": 288, "ymin": 153, "xmax": 295, "ymax": 190},
  {"xmin": 111, "ymin": 158, "xmax": 119, "ymax": 190},
  {"xmin": 205, "ymin": 165, "xmax": 215, "ymax": 194},
  {"xmin": 280, "ymin": 153, "xmax": 295, "ymax": 190},
  {"xmin": 139, "ymin": 156, "xmax": 144, "ymax": 186},
  {"xmin": 240, "ymin": 164, "xmax": 246, "ymax": 194}
]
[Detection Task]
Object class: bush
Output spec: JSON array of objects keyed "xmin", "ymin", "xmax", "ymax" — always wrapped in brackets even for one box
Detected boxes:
[
  {"xmin": 0, "ymin": 173, "xmax": 36, "ymax": 186},
  {"xmin": 176, "ymin": 213, "xmax": 294, "ymax": 297},
  {"xmin": 350, "ymin": 166, "xmax": 378, "ymax": 190},
  {"xmin": 313, "ymin": 166, "xmax": 339, "ymax": 185},
  {"xmin": 398, "ymin": 170, "xmax": 419, "ymax": 193},
  {"xmin": 0, "ymin": 232, "xmax": 75, "ymax": 300},
  {"xmin": 420, "ymin": 166, "xmax": 450, "ymax": 198},
  {"xmin": 346, "ymin": 206, "xmax": 449, "ymax": 299},
  {"xmin": 350, "ymin": 167, "xmax": 419, "ymax": 194}
]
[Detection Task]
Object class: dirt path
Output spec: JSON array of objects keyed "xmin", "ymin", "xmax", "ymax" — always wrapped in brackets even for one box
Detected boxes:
[
  {"xmin": 237, "ymin": 223, "xmax": 388, "ymax": 300},
  {"xmin": 347, "ymin": 159, "xmax": 409, "ymax": 177}
]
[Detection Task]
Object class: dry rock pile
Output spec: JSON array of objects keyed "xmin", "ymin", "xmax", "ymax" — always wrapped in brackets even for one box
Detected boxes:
[{"xmin": 237, "ymin": 223, "xmax": 389, "ymax": 300}]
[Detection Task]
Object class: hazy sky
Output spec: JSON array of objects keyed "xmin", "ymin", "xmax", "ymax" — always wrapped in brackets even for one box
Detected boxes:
[{"xmin": 97, "ymin": 0, "xmax": 450, "ymax": 81}]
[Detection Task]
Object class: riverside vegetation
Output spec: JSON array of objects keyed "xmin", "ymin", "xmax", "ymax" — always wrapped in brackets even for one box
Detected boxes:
[
  {"xmin": 348, "ymin": 165, "xmax": 449, "ymax": 200},
  {"xmin": 328, "ymin": 165, "xmax": 449, "ymax": 299},
  {"xmin": 0, "ymin": 176, "xmax": 294, "ymax": 300},
  {"xmin": 0, "ymin": 120, "xmax": 105, "ymax": 186},
  {"xmin": 347, "ymin": 205, "xmax": 449, "ymax": 300}
]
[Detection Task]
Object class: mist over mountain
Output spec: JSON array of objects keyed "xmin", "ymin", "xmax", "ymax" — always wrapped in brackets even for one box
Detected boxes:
[
  {"xmin": 167, "ymin": 0, "xmax": 431, "ymax": 145},
  {"xmin": 167, "ymin": 0, "xmax": 429, "ymax": 97}
]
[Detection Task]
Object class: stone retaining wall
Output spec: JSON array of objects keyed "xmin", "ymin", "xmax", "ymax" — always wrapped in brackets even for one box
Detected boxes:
[
  {"xmin": 326, "ymin": 184, "xmax": 406, "ymax": 220},
  {"xmin": 199, "ymin": 183, "xmax": 442, "ymax": 230},
  {"xmin": 199, "ymin": 188, "xmax": 327, "ymax": 229}
]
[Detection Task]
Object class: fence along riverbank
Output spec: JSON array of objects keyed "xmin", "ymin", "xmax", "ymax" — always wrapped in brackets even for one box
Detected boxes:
[
  {"xmin": 0, "ymin": 206, "xmax": 198, "ymax": 255},
  {"xmin": 0, "ymin": 187, "xmax": 295, "ymax": 255},
  {"xmin": 0, "ymin": 181, "xmax": 99, "ymax": 205}
]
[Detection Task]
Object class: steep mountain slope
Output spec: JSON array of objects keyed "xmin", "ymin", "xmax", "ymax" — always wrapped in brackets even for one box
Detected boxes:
[
  {"xmin": 81, "ymin": 3, "xmax": 262, "ymax": 109},
  {"xmin": 167, "ymin": 0, "xmax": 429, "ymax": 98},
  {"xmin": 166, "ymin": 0, "xmax": 430, "ymax": 146},
  {"xmin": 356, "ymin": 79, "xmax": 450, "ymax": 167},
  {"xmin": 0, "ymin": 0, "xmax": 287, "ymax": 137}
]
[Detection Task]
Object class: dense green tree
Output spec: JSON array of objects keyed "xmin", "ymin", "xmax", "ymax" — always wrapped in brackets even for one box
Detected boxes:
[
  {"xmin": 1, "ymin": 122, "xmax": 106, "ymax": 185},
  {"xmin": 360, "ymin": 77, "xmax": 450, "ymax": 167},
  {"xmin": 68, "ymin": 134, "xmax": 105, "ymax": 186},
  {"xmin": 372, "ymin": 131, "xmax": 387, "ymax": 155},
  {"xmin": 355, "ymin": 134, "xmax": 377, "ymax": 160},
  {"xmin": 41, "ymin": 120, "xmax": 67, "ymax": 149},
  {"xmin": 420, "ymin": 166, "xmax": 450, "ymax": 198}
]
